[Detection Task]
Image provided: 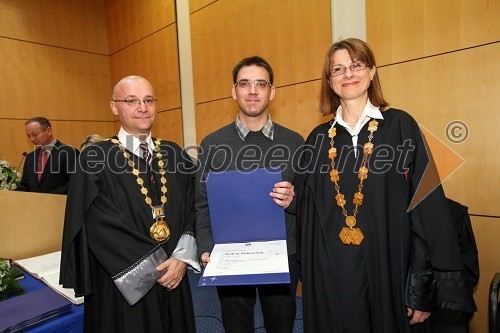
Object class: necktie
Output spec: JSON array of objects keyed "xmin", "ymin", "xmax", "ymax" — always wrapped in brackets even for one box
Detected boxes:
[
  {"xmin": 140, "ymin": 142, "xmax": 152, "ymax": 165},
  {"xmin": 140, "ymin": 142, "xmax": 155, "ymax": 185},
  {"xmin": 37, "ymin": 147, "xmax": 48, "ymax": 182}
]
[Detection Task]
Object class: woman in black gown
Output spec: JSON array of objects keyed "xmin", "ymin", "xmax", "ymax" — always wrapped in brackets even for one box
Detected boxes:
[{"xmin": 298, "ymin": 38, "xmax": 476, "ymax": 333}]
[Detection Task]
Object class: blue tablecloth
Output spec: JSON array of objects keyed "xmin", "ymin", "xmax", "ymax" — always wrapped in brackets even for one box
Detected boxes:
[{"xmin": 16, "ymin": 271, "xmax": 84, "ymax": 333}]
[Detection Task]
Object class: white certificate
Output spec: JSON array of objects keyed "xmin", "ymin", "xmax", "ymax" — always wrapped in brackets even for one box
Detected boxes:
[{"xmin": 203, "ymin": 240, "xmax": 289, "ymax": 277}]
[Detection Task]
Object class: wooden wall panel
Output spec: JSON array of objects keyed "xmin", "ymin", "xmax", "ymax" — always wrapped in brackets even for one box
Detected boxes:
[
  {"xmin": 0, "ymin": 0, "xmax": 108, "ymax": 54},
  {"xmin": 366, "ymin": 0, "xmax": 500, "ymax": 65},
  {"xmin": 268, "ymin": 81, "xmax": 331, "ymax": 140},
  {"xmin": 189, "ymin": 0, "xmax": 217, "ymax": 13},
  {"xmin": 0, "ymin": 0, "xmax": 113, "ymax": 170},
  {"xmin": 109, "ymin": 26, "xmax": 181, "ymax": 113},
  {"xmin": 0, "ymin": 38, "xmax": 112, "ymax": 121},
  {"xmin": 469, "ymin": 216, "xmax": 500, "ymax": 333},
  {"xmin": 194, "ymin": 98, "xmax": 236, "ymax": 144},
  {"xmin": 106, "ymin": 0, "xmax": 175, "ymax": 54},
  {"xmin": 377, "ymin": 43, "xmax": 500, "ymax": 216},
  {"xmin": 154, "ymin": 109, "xmax": 184, "ymax": 147},
  {"xmin": 48, "ymin": 120, "xmax": 116, "ymax": 152},
  {"xmin": 0, "ymin": 119, "xmax": 32, "ymax": 164},
  {"xmin": 190, "ymin": 0, "xmax": 331, "ymax": 103}
]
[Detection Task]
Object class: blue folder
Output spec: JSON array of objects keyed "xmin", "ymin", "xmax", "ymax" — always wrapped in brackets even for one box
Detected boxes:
[
  {"xmin": 0, "ymin": 287, "xmax": 72, "ymax": 332},
  {"xmin": 199, "ymin": 167, "xmax": 290, "ymax": 286}
]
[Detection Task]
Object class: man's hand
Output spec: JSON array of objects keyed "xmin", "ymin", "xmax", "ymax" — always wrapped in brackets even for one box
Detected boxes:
[
  {"xmin": 407, "ymin": 307, "xmax": 431, "ymax": 325},
  {"xmin": 270, "ymin": 181, "xmax": 295, "ymax": 209},
  {"xmin": 200, "ymin": 252, "xmax": 210, "ymax": 267},
  {"xmin": 156, "ymin": 258, "xmax": 187, "ymax": 291}
]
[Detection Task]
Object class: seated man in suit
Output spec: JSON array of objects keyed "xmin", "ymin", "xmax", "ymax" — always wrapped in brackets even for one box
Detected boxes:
[{"xmin": 18, "ymin": 117, "xmax": 79, "ymax": 194}]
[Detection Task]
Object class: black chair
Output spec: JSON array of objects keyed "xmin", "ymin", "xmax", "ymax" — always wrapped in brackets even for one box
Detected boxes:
[{"xmin": 490, "ymin": 272, "xmax": 500, "ymax": 333}]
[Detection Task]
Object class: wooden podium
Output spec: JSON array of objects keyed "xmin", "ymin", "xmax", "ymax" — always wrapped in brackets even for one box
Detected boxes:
[{"xmin": 0, "ymin": 191, "xmax": 66, "ymax": 260}]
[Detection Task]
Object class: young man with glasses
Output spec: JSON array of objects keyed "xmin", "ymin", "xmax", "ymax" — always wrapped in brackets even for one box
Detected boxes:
[{"xmin": 196, "ymin": 56, "xmax": 304, "ymax": 333}]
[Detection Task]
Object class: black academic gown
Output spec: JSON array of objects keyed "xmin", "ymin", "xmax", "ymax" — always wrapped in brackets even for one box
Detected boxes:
[
  {"xmin": 60, "ymin": 138, "xmax": 196, "ymax": 333},
  {"xmin": 298, "ymin": 109, "xmax": 476, "ymax": 333}
]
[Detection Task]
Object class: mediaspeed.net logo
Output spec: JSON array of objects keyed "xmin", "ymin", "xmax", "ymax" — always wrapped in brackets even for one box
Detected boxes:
[{"xmin": 408, "ymin": 122, "xmax": 466, "ymax": 211}]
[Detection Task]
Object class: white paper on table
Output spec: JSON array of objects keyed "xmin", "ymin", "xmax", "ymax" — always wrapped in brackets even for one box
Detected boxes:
[
  {"xmin": 15, "ymin": 251, "xmax": 84, "ymax": 305},
  {"xmin": 203, "ymin": 240, "xmax": 289, "ymax": 277}
]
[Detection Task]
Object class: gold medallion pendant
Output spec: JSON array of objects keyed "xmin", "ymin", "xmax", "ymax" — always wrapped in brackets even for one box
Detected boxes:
[
  {"xmin": 345, "ymin": 215, "xmax": 357, "ymax": 227},
  {"xmin": 150, "ymin": 219, "xmax": 171, "ymax": 244},
  {"xmin": 339, "ymin": 215, "xmax": 364, "ymax": 245},
  {"xmin": 339, "ymin": 227, "xmax": 364, "ymax": 245}
]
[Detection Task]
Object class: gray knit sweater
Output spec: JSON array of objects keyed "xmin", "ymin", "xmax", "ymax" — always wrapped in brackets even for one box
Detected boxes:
[{"xmin": 195, "ymin": 121, "xmax": 305, "ymax": 257}]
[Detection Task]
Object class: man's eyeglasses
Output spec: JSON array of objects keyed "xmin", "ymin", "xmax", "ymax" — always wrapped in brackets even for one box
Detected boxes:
[
  {"xmin": 234, "ymin": 80, "xmax": 272, "ymax": 89},
  {"xmin": 330, "ymin": 62, "xmax": 370, "ymax": 77},
  {"xmin": 113, "ymin": 98, "xmax": 158, "ymax": 107}
]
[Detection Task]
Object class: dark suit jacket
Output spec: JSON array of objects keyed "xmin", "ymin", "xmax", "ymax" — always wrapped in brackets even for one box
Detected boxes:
[
  {"xmin": 18, "ymin": 140, "xmax": 79, "ymax": 194},
  {"xmin": 446, "ymin": 198, "xmax": 479, "ymax": 288},
  {"xmin": 423, "ymin": 198, "xmax": 479, "ymax": 333}
]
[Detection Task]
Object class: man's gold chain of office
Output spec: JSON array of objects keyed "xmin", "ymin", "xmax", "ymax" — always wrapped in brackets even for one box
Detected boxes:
[{"xmin": 111, "ymin": 138, "xmax": 170, "ymax": 244}]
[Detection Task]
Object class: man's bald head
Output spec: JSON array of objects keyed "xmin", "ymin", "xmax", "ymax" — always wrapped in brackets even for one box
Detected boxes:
[
  {"xmin": 112, "ymin": 76, "xmax": 156, "ymax": 100},
  {"xmin": 110, "ymin": 76, "xmax": 158, "ymax": 138}
]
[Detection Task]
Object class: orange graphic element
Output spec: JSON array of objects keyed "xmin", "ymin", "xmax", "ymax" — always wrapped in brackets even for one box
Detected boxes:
[{"xmin": 408, "ymin": 125, "xmax": 465, "ymax": 211}]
